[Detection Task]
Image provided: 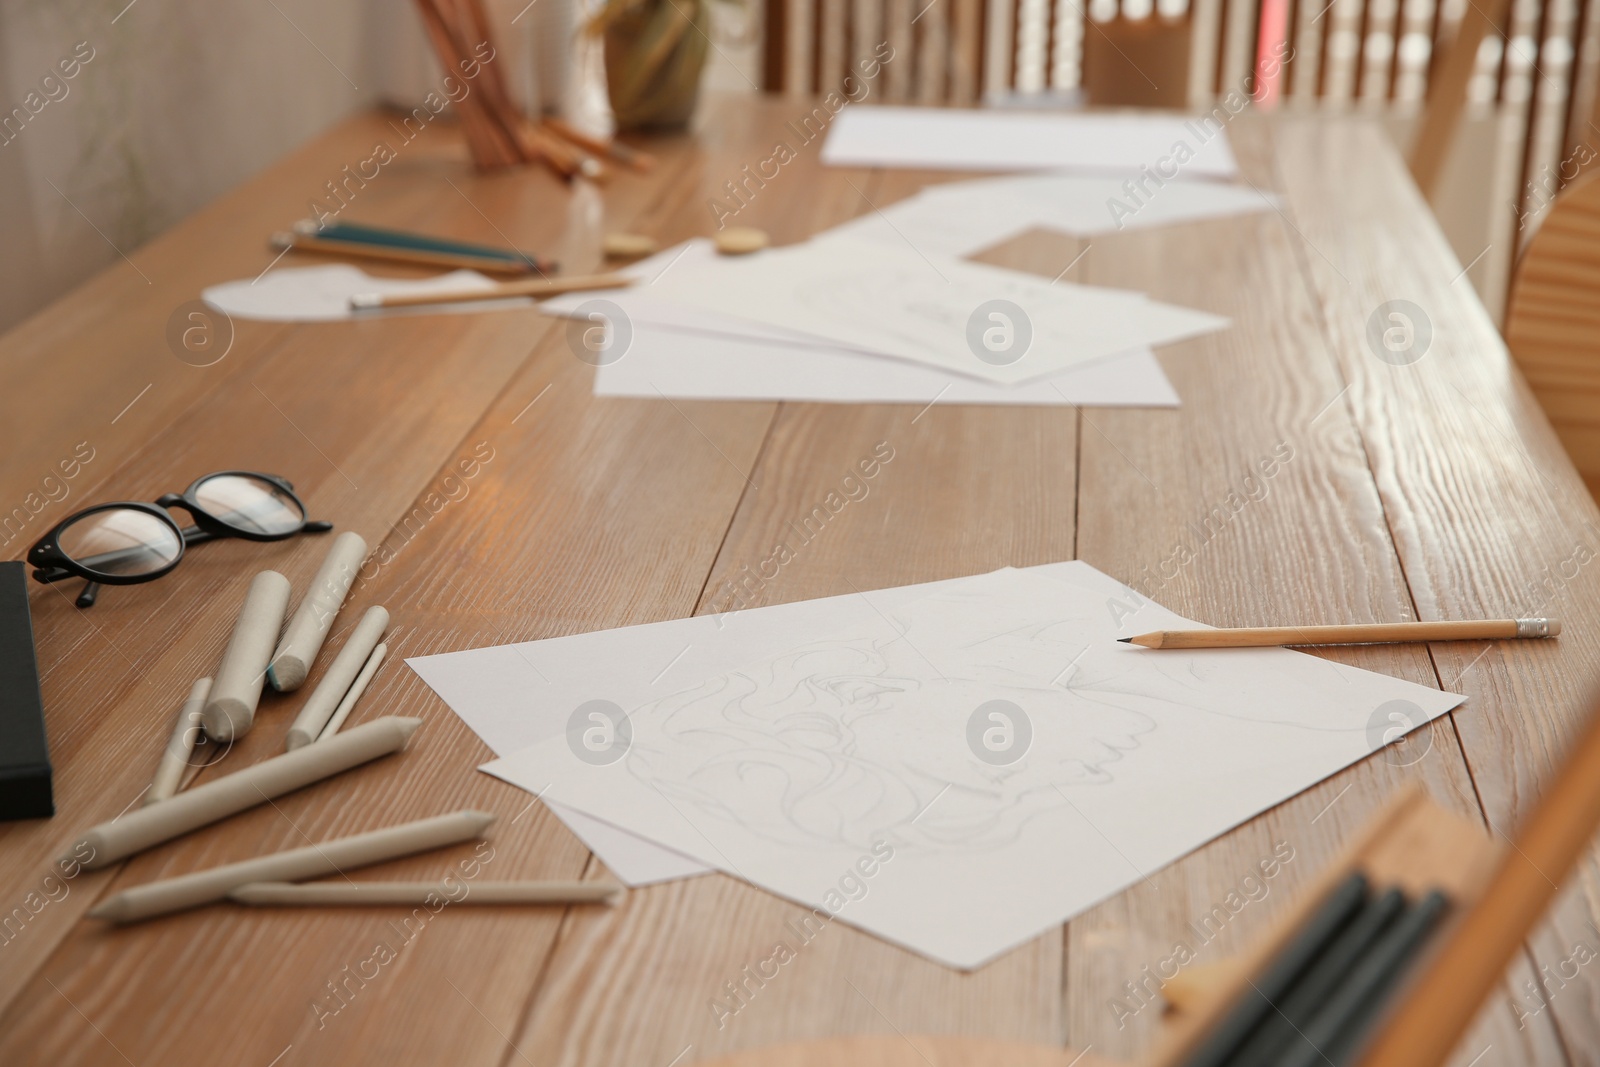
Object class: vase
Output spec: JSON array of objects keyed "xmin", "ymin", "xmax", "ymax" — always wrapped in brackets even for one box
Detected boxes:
[{"xmin": 602, "ymin": 0, "xmax": 710, "ymax": 131}]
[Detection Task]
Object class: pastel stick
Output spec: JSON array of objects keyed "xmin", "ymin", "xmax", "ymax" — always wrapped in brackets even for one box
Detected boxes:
[
  {"xmin": 269, "ymin": 531, "xmax": 368, "ymax": 691},
  {"xmin": 202, "ymin": 571, "xmax": 291, "ymax": 742}
]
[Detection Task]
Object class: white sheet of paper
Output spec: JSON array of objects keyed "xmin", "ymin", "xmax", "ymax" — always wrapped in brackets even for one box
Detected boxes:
[
  {"xmin": 820, "ymin": 106, "xmax": 1239, "ymax": 177},
  {"xmin": 475, "ymin": 563, "xmax": 1464, "ymax": 969},
  {"xmin": 545, "ymin": 800, "xmax": 710, "ymax": 886},
  {"xmin": 819, "ymin": 173, "xmax": 1278, "ymax": 257},
  {"xmin": 541, "ymin": 242, "xmax": 1180, "ymax": 406},
  {"xmin": 409, "ymin": 568, "xmax": 1019, "ymax": 757},
  {"xmin": 202, "ymin": 264, "xmax": 529, "ymax": 322},
  {"xmin": 408, "ymin": 569, "xmax": 1027, "ymax": 885},
  {"xmin": 645, "ymin": 237, "xmax": 1228, "ymax": 385},
  {"xmin": 590, "ymin": 325, "xmax": 1178, "ymax": 407}
]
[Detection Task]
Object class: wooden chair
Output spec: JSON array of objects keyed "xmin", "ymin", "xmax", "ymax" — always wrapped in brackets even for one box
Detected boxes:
[{"xmin": 1504, "ymin": 170, "xmax": 1600, "ymax": 501}]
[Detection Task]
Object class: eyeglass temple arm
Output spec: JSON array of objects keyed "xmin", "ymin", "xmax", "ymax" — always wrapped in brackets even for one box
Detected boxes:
[{"xmin": 26, "ymin": 567, "xmax": 103, "ymax": 608}]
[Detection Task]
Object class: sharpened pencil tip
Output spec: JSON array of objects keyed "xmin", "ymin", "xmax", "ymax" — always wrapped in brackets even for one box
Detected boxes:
[{"xmin": 1117, "ymin": 637, "xmax": 1132, "ymax": 643}]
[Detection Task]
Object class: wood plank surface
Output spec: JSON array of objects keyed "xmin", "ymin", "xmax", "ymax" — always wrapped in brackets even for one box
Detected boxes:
[{"xmin": 0, "ymin": 94, "xmax": 1595, "ymax": 1067}]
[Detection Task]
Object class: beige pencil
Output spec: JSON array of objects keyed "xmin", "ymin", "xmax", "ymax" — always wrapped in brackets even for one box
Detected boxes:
[
  {"xmin": 228, "ymin": 880, "xmax": 623, "ymax": 906},
  {"xmin": 202, "ymin": 571, "xmax": 292, "ymax": 741},
  {"xmin": 1120, "ymin": 618, "xmax": 1562, "ymax": 649},
  {"xmin": 269, "ymin": 531, "xmax": 368, "ymax": 691},
  {"xmin": 67, "ymin": 716, "xmax": 421, "ymax": 870},
  {"xmin": 145, "ymin": 677, "xmax": 212, "ymax": 806},
  {"xmin": 89, "ymin": 810, "xmax": 494, "ymax": 923},
  {"xmin": 318, "ymin": 642, "xmax": 386, "ymax": 742},
  {"xmin": 348, "ymin": 272, "xmax": 632, "ymax": 310},
  {"xmin": 285, "ymin": 606, "xmax": 389, "ymax": 750}
]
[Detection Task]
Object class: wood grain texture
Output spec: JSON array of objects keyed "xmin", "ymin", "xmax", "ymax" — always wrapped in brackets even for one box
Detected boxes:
[
  {"xmin": 1271, "ymin": 110, "xmax": 1600, "ymax": 1067},
  {"xmin": 1058, "ymin": 120, "xmax": 1559, "ymax": 1067},
  {"xmin": 0, "ymin": 94, "xmax": 1593, "ymax": 1067},
  {"xmin": 695, "ymin": 1034, "xmax": 1115, "ymax": 1066}
]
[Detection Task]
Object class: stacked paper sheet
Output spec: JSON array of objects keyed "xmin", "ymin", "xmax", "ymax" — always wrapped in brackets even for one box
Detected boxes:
[
  {"xmin": 541, "ymin": 237, "xmax": 1226, "ymax": 403},
  {"xmin": 409, "ymin": 561, "xmax": 1464, "ymax": 969},
  {"xmin": 818, "ymin": 105, "xmax": 1242, "ymax": 177},
  {"xmin": 819, "ymin": 172, "xmax": 1279, "ymax": 256}
]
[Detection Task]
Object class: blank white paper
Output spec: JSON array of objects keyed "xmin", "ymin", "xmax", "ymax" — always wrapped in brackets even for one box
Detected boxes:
[
  {"xmin": 475, "ymin": 563, "xmax": 1464, "ymax": 969},
  {"xmin": 202, "ymin": 264, "xmax": 528, "ymax": 322},
  {"xmin": 820, "ymin": 106, "xmax": 1240, "ymax": 177},
  {"xmin": 819, "ymin": 173, "xmax": 1278, "ymax": 257},
  {"xmin": 544, "ymin": 801, "xmax": 710, "ymax": 886},
  {"xmin": 590, "ymin": 327, "xmax": 1178, "ymax": 407}
]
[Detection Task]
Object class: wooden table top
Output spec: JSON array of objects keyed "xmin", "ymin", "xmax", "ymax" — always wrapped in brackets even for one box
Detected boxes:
[{"xmin": 2, "ymin": 93, "xmax": 1598, "ymax": 1067}]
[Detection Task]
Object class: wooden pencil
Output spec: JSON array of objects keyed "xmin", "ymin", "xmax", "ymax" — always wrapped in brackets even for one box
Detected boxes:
[
  {"xmin": 412, "ymin": 0, "xmax": 520, "ymax": 168},
  {"xmin": 228, "ymin": 880, "xmax": 623, "ymax": 906},
  {"xmin": 542, "ymin": 118, "xmax": 657, "ymax": 173},
  {"xmin": 1120, "ymin": 618, "xmax": 1561, "ymax": 649},
  {"xmin": 349, "ymin": 272, "xmax": 632, "ymax": 310}
]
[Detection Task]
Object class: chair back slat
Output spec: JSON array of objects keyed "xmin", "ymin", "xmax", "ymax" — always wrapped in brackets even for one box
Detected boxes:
[
  {"xmin": 953, "ymin": 0, "xmax": 986, "ymax": 101},
  {"xmin": 1505, "ymin": 172, "xmax": 1600, "ymax": 498},
  {"xmin": 984, "ymin": 0, "xmax": 1018, "ymax": 97},
  {"xmin": 760, "ymin": 0, "xmax": 1600, "ymax": 246},
  {"xmin": 820, "ymin": 0, "xmax": 849, "ymax": 93},
  {"xmin": 782, "ymin": 0, "xmax": 816, "ymax": 92}
]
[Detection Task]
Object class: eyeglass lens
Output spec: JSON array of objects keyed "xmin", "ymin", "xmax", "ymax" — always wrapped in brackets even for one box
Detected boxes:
[
  {"xmin": 56, "ymin": 509, "xmax": 183, "ymax": 578},
  {"xmin": 194, "ymin": 474, "xmax": 304, "ymax": 535}
]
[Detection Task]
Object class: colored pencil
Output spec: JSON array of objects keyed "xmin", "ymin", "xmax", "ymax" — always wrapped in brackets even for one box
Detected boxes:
[
  {"xmin": 1278, "ymin": 890, "xmax": 1450, "ymax": 1067},
  {"xmin": 1176, "ymin": 872, "xmax": 1370, "ymax": 1067},
  {"xmin": 279, "ymin": 219, "xmax": 555, "ymax": 274},
  {"xmin": 1229, "ymin": 887, "xmax": 1407, "ymax": 1067},
  {"xmin": 1359, "ymin": 685, "xmax": 1600, "ymax": 1067}
]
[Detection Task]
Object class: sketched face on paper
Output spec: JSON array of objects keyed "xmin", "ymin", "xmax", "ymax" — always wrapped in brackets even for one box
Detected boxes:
[{"xmin": 620, "ymin": 622, "xmax": 1170, "ymax": 854}]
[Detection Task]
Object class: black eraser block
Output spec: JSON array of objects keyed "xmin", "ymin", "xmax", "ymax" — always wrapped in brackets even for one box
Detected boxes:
[{"xmin": 0, "ymin": 561, "xmax": 53, "ymax": 819}]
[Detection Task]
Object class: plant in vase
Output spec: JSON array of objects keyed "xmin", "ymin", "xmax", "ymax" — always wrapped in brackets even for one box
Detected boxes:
[{"xmin": 589, "ymin": 0, "xmax": 723, "ymax": 131}]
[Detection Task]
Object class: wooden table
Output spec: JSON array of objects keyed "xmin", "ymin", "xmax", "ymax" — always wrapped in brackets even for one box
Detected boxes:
[{"xmin": 2, "ymin": 94, "xmax": 1597, "ymax": 1067}]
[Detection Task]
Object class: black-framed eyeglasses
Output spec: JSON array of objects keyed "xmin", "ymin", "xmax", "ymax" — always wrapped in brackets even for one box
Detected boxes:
[{"xmin": 26, "ymin": 471, "xmax": 333, "ymax": 608}]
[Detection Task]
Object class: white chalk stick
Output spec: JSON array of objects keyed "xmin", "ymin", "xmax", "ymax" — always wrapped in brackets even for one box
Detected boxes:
[
  {"xmin": 67, "ymin": 716, "xmax": 421, "ymax": 870},
  {"xmin": 284, "ymin": 606, "xmax": 389, "ymax": 750},
  {"xmin": 89, "ymin": 810, "xmax": 493, "ymax": 923},
  {"xmin": 269, "ymin": 531, "xmax": 368, "ymax": 691},
  {"xmin": 202, "ymin": 571, "xmax": 291, "ymax": 741},
  {"xmin": 145, "ymin": 677, "xmax": 211, "ymax": 806},
  {"xmin": 318, "ymin": 642, "xmax": 386, "ymax": 741}
]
